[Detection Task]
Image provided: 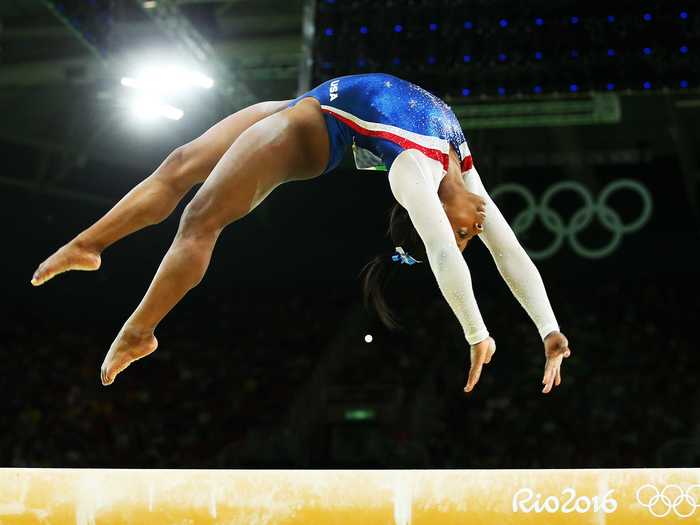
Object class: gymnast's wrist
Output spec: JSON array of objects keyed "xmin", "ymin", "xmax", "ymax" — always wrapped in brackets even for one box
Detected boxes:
[
  {"xmin": 466, "ymin": 328, "xmax": 490, "ymax": 347},
  {"xmin": 541, "ymin": 326, "xmax": 561, "ymax": 342}
]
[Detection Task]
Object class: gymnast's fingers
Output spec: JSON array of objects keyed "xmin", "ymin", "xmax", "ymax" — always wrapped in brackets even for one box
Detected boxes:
[{"xmin": 465, "ymin": 347, "xmax": 487, "ymax": 393}]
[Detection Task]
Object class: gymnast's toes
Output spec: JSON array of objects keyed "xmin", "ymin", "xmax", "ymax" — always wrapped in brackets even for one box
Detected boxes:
[
  {"xmin": 31, "ymin": 242, "xmax": 101, "ymax": 286},
  {"xmin": 100, "ymin": 329, "xmax": 158, "ymax": 386}
]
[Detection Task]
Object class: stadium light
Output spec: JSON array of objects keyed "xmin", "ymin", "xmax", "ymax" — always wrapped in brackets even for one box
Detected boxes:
[
  {"xmin": 121, "ymin": 77, "xmax": 139, "ymax": 89},
  {"xmin": 121, "ymin": 65, "xmax": 214, "ymax": 96},
  {"xmin": 130, "ymin": 96, "xmax": 184, "ymax": 121}
]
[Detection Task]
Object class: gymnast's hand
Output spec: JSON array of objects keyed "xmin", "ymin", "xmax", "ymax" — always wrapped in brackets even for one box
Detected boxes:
[
  {"xmin": 541, "ymin": 331, "xmax": 571, "ymax": 394},
  {"xmin": 464, "ymin": 336, "xmax": 496, "ymax": 393}
]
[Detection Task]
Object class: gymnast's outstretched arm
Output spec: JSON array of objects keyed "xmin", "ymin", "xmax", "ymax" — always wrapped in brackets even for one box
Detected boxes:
[
  {"xmin": 463, "ymin": 167, "xmax": 571, "ymax": 393},
  {"xmin": 388, "ymin": 149, "xmax": 489, "ymax": 346},
  {"xmin": 462, "ymin": 167, "xmax": 559, "ymax": 340}
]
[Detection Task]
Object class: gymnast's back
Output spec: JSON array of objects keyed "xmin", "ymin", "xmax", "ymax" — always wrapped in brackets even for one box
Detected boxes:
[{"xmin": 288, "ymin": 73, "xmax": 472, "ymax": 174}]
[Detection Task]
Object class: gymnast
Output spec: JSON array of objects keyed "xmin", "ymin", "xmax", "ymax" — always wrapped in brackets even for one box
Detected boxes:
[{"xmin": 31, "ymin": 73, "xmax": 571, "ymax": 391}]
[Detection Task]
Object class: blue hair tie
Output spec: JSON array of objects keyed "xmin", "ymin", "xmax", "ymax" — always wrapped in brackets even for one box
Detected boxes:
[{"xmin": 391, "ymin": 246, "xmax": 422, "ymax": 266}]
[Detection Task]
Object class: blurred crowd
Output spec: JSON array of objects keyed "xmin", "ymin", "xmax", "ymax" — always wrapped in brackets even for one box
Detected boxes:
[
  {"xmin": 1, "ymin": 271, "xmax": 698, "ymax": 469},
  {"xmin": 0, "ymin": 287, "xmax": 351, "ymax": 467}
]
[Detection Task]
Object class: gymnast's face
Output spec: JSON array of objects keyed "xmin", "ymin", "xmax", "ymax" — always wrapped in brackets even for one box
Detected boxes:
[{"xmin": 444, "ymin": 191, "xmax": 486, "ymax": 252}]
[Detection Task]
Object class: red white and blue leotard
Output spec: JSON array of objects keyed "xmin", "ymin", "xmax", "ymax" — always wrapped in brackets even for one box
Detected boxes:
[
  {"xmin": 290, "ymin": 73, "xmax": 561, "ymax": 348},
  {"xmin": 288, "ymin": 73, "xmax": 473, "ymax": 175}
]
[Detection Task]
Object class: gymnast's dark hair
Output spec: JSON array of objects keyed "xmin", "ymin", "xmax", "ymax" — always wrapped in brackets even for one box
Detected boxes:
[{"xmin": 360, "ymin": 202, "xmax": 426, "ymax": 330}]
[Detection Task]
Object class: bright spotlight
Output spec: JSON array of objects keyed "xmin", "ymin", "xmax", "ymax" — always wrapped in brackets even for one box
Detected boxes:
[
  {"xmin": 160, "ymin": 105, "xmax": 184, "ymax": 121},
  {"xmin": 121, "ymin": 65, "xmax": 214, "ymax": 95},
  {"xmin": 131, "ymin": 96, "xmax": 183, "ymax": 121},
  {"xmin": 121, "ymin": 77, "xmax": 139, "ymax": 88},
  {"xmin": 189, "ymin": 71, "xmax": 214, "ymax": 89}
]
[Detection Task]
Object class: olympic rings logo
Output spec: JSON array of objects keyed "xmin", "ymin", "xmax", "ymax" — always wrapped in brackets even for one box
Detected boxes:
[
  {"xmin": 491, "ymin": 179, "xmax": 653, "ymax": 260},
  {"xmin": 636, "ymin": 484, "xmax": 700, "ymax": 518}
]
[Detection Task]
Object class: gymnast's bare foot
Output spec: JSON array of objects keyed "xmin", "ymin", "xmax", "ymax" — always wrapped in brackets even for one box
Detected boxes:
[
  {"xmin": 31, "ymin": 240, "xmax": 101, "ymax": 286},
  {"xmin": 100, "ymin": 326, "xmax": 158, "ymax": 386}
]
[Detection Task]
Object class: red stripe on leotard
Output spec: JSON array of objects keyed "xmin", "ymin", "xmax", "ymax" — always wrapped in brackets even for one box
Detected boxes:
[
  {"xmin": 321, "ymin": 107, "xmax": 451, "ymax": 172},
  {"xmin": 461, "ymin": 154, "xmax": 473, "ymax": 172}
]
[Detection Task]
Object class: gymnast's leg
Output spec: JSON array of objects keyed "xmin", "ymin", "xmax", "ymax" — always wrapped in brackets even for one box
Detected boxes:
[
  {"xmin": 30, "ymin": 100, "xmax": 291, "ymax": 286},
  {"xmin": 100, "ymin": 98, "xmax": 329, "ymax": 385}
]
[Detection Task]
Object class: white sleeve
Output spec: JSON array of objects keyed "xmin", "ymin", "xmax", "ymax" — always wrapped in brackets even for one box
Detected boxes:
[
  {"xmin": 463, "ymin": 167, "xmax": 560, "ymax": 341},
  {"xmin": 388, "ymin": 149, "xmax": 489, "ymax": 345}
]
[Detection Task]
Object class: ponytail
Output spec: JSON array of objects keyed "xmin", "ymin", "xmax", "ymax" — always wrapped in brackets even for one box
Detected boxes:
[
  {"xmin": 361, "ymin": 253, "xmax": 401, "ymax": 330},
  {"xmin": 360, "ymin": 202, "xmax": 427, "ymax": 330}
]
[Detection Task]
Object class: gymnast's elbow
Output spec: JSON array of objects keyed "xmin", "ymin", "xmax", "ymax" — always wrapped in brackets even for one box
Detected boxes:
[{"xmin": 426, "ymin": 241, "xmax": 462, "ymax": 272}]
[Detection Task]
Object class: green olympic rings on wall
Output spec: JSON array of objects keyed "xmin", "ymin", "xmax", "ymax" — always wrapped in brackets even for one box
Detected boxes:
[{"xmin": 490, "ymin": 179, "xmax": 653, "ymax": 260}]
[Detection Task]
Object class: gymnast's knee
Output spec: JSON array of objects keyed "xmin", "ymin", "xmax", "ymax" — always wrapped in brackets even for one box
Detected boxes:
[
  {"xmin": 158, "ymin": 144, "xmax": 206, "ymax": 193},
  {"xmin": 177, "ymin": 199, "xmax": 224, "ymax": 241}
]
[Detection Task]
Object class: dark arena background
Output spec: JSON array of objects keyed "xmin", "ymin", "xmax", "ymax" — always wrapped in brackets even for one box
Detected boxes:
[{"xmin": 2, "ymin": 0, "xmax": 700, "ymax": 481}]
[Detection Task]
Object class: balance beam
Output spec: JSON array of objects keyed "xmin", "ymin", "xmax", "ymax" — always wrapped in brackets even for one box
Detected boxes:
[{"xmin": 1, "ymin": 468, "xmax": 698, "ymax": 524}]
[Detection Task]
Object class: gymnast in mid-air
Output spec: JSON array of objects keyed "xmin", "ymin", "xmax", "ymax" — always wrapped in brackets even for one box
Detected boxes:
[{"xmin": 31, "ymin": 73, "xmax": 571, "ymax": 392}]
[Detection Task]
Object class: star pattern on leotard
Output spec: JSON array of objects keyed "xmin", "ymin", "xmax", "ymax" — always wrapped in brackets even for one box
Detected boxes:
[{"xmin": 384, "ymin": 80, "xmax": 393, "ymax": 88}]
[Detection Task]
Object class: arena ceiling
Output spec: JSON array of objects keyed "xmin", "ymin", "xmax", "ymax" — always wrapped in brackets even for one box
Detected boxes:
[
  {"xmin": 0, "ymin": 0, "xmax": 305, "ymax": 173},
  {"xmin": 1, "ymin": 0, "xmax": 698, "ymax": 203}
]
